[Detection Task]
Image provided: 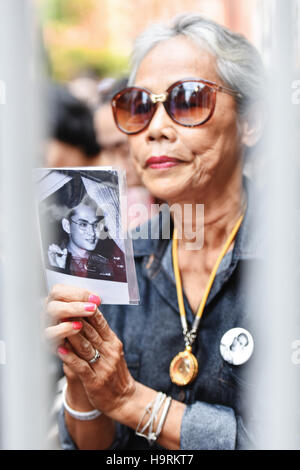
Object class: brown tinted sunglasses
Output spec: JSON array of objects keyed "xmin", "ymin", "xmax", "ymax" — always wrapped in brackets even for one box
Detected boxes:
[{"xmin": 111, "ymin": 78, "xmax": 242, "ymax": 135}]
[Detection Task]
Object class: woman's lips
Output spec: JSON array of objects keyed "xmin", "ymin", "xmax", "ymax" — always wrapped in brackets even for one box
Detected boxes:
[{"xmin": 146, "ymin": 156, "xmax": 181, "ymax": 169}]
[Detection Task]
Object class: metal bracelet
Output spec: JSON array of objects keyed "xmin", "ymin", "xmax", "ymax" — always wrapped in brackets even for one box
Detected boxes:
[
  {"xmin": 135, "ymin": 392, "xmax": 167, "ymax": 445},
  {"xmin": 147, "ymin": 393, "xmax": 166, "ymax": 445}
]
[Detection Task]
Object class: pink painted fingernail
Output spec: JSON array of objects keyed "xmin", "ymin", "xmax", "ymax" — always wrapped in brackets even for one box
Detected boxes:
[
  {"xmin": 72, "ymin": 321, "xmax": 82, "ymax": 330},
  {"xmin": 84, "ymin": 302, "xmax": 97, "ymax": 312},
  {"xmin": 88, "ymin": 294, "xmax": 101, "ymax": 306},
  {"xmin": 57, "ymin": 346, "xmax": 68, "ymax": 355}
]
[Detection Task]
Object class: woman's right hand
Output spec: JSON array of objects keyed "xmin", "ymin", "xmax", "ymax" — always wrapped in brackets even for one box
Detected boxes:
[{"xmin": 45, "ymin": 284, "xmax": 101, "ymax": 408}]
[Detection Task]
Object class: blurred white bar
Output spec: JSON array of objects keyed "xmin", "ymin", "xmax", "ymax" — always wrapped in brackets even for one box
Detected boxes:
[
  {"xmin": 248, "ymin": 0, "xmax": 300, "ymax": 449},
  {"xmin": 0, "ymin": 0, "xmax": 49, "ymax": 449}
]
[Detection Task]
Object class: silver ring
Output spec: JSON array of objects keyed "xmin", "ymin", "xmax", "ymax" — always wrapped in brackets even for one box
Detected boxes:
[{"xmin": 88, "ymin": 349, "xmax": 101, "ymax": 364}]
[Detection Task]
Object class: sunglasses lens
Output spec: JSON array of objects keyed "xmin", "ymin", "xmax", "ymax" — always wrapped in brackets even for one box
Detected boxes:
[
  {"xmin": 113, "ymin": 88, "xmax": 153, "ymax": 134},
  {"xmin": 167, "ymin": 82, "xmax": 214, "ymax": 126}
]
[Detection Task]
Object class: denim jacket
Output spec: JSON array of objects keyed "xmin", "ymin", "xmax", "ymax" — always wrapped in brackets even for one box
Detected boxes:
[{"xmin": 59, "ymin": 176, "xmax": 263, "ymax": 450}]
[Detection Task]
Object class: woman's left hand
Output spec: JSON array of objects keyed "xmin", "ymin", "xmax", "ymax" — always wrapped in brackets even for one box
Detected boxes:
[{"xmin": 57, "ymin": 308, "xmax": 136, "ymax": 416}]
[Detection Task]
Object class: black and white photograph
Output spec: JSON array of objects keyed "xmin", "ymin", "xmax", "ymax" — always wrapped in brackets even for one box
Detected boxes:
[{"xmin": 36, "ymin": 168, "xmax": 138, "ymax": 304}]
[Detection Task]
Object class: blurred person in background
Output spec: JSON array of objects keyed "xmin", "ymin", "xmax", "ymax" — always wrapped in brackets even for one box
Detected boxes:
[
  {"xmin": 46, "ymin": 13, "xmax": 265, "ymax": 450},
  {"xmin": 45, "ymin": 84, "xmax": 101, "ymax": 168},
  {"xmin": 94, "ymin": 77, "xmax": 158, "ymax": 229},
  {"xmin": 68, "ymin": 72, "xmax": 100, "ymax": 110},
  {"xmin": 95, "ymin": 77, "xmax": 136, "ymax": 184}
]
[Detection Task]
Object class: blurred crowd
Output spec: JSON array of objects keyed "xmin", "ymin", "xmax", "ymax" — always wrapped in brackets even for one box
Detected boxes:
[{"xmin": 44, "ymin": 75, "xmax": 158, "ymax": 230}]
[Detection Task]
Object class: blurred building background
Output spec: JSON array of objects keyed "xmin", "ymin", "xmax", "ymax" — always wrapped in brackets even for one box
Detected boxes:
[{"xmin": 34, "ymin": 0, "xmax": 284, "ymax": 83}]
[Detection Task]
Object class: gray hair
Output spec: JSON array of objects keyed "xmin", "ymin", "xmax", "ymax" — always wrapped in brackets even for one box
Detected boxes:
[{"xmin": 128, "ymin": 13, "xmax": 266, "ymax": 118}]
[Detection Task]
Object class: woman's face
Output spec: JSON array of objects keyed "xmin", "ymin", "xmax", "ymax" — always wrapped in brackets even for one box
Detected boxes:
[{"xmin": 129, "ymin": 36, "xmax": 243, "ymax": 203}]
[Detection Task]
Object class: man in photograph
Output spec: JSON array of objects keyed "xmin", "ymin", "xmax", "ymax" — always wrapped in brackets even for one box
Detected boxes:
[{"xmin": 48, "ymin": 195, "xmax": 116, "ymax": 280}]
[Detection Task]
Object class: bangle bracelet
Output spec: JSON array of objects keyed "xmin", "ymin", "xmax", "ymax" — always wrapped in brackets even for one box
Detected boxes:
[
  {"xmin": 135, "ymin": 392, "xmax": 172, "ymax": 445},
  {"xmin": 135, "ymin": 393, "xmax": 164, "ymax": 443},
  {"xmin": 62, "ymin": 383, "xmax": 102, "ymax": 421},
  {"xmin": 155, "ymin": 396, "xmax": 172, "ymax": 440}
]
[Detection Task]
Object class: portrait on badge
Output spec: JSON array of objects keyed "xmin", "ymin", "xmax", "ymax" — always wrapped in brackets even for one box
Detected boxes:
[
  {"xmin": 220, "ymin": 328, "xmax": 254, "ymax": 366},
  {"xmin": 36, "ymin": 168, "xmax": 138, "ymax": 304}
]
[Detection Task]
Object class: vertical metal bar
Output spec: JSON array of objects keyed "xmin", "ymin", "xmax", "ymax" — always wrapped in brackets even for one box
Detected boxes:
[
  {"xmin": 0, "ymin": 0, "xmax": 49, "ymax": 449},
  {"xmin": 248, "ymin": 0, "xmax": 300, "ymax": 449}
]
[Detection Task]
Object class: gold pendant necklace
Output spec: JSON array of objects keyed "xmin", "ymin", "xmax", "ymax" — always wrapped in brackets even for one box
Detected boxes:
[
  {"xmin": 169, "ymin": 211, "xmax": 245, "ymax": 386},
  {"xmin": 169, "ymin": 345, "xmax": 199, "ymax": 386}
]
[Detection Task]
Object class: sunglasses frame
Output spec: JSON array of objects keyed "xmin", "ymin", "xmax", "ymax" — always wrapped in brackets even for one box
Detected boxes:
[{"xmin": 111, "ymin": 78, "xmax": 242, "ymax": 135}]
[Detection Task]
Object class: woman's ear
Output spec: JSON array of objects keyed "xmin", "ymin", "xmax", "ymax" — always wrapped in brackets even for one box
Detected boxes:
[
  {"xmin": 62, "ymin": 218, "xmax": 71, "ymax": 234},
  {"xmin": 240, "ymin": 103, "xmax": 265, "ymax": 148}
]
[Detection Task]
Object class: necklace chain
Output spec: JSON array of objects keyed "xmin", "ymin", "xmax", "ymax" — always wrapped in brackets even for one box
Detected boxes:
[
  {"xmin": 183, "ymin": 328, "xmax": 197, "ymax": 348},
  {"xmin": 170, "ymin": 199, "xmax": 247, "ymax": 386},
  {"xmin": 172, "ymin": 204, "xmax": 246, "ymax": 349}
]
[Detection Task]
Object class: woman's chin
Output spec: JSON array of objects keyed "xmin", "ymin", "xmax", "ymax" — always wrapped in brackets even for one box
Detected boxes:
[
  {"xmin": 142, "ymin": 168, "xmax": 191, "ymax": 198},
  {"xmin": 146, "ymin": 181, "xmax": 188, "ymax": 203}
]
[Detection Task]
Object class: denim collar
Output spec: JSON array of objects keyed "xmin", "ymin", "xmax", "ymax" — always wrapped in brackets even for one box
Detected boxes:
[{"xmin": 132, "ymin": 175, "xmax": 263, "ymax": 262}]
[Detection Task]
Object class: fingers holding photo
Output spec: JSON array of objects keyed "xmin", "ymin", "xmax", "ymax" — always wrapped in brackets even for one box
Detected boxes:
[
  {"xmin": 67, "ymin": 316, "xmax": 115, "ymax": 363},
  {"xmin": 86, "ymin": 308, "xmax": 112, "ymax": 342},
  {"xmin": 44, "ymin": 319, "xmax": 84, "ymax": 349},
  {"xmin": 67, "ymin": 324, "xmax": 101, "ymax": 363},
  {"xmin": 44, "ymin": 284, "xmax": 102, "ymax": 352},
  {"xmin": 47, "ymin": 283, "xmax": 101, "ymax": 306},
  {"xmin": 46, "ymin": 299, "xmax": 97, "ymax": 324}
]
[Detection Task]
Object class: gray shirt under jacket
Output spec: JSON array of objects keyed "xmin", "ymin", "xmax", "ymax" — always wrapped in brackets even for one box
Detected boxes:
[{"xmin": 59, "ymin": 176, "xmax": 264, "ymax": 450}]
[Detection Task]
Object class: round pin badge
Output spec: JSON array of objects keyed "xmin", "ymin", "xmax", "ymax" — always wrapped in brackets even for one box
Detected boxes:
[{"xmin": 220, "ymin": 327, "xmax": 254, "ymax": 366}]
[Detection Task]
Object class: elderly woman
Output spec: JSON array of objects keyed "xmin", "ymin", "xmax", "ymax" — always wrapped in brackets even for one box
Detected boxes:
[{"xmin": 46, "ymin": 14, "xmax": 265, "ymax": 450}]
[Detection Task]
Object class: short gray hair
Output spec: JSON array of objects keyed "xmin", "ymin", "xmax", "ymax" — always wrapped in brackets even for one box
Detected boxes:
[{"xmin": 128, "ymin": 13, "xmax": 266, "ymax": 118}]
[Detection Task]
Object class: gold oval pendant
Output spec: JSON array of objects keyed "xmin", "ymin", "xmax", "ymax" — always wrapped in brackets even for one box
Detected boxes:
[{"xmin": 169, "ymin": 348, "xmax": 199, "ymax": 386}]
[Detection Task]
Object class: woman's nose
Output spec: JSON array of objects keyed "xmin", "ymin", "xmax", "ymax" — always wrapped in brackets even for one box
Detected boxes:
[{"xmin": 146, "ymin": 103, "xmax": 177, "ymax": 143}]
